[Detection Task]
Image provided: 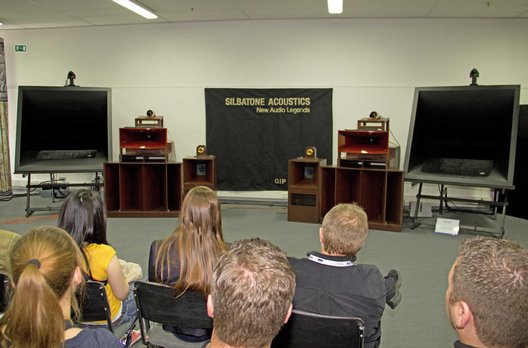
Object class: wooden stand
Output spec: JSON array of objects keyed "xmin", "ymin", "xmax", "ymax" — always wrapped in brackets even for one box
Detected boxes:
[
  {"xmin": 103, "ymin": 162, "xmax": 181, "ymax": 217},
  {"xmin": 287, "ymin": 157, "xmax": 327, "ymax": 223},
  {"xmin": 321, "ymin": 167, "xmax": 404, "ymax": 231},
  {"xmin": 182, "ymin": 155, "xmax": 217, "ymax": 198}
]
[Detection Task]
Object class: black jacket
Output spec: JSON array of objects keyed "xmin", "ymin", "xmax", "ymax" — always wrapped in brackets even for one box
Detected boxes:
[{"xmin": 289, "ymin": 252, "xmax": 385, "ymax": 348}]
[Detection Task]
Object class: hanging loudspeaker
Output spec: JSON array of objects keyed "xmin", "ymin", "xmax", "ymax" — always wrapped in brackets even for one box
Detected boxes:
[{"xmin": 304, "ymin": 146, "xmax": 317, "ymax": 158}]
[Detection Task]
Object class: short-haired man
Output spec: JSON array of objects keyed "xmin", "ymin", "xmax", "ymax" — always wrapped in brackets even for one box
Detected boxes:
[
  {"xmin": 206, "ymin": 238, "xmax": 296, "ymax": 348},
  {"xmin": 445, "ymin": 236, "xmax": 528, "ymax": 348},
  {"xmin": 288, "ymin": 203, "xmax": 401, "ymax": 348}
]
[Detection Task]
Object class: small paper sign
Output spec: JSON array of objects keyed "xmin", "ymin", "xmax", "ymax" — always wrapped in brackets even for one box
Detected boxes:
[{"xmin": 435, "ymin": 218, "xmax": 460, "ymax": 235}]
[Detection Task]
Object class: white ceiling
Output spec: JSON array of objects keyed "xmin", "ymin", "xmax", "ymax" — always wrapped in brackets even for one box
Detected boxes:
[{"xmin": 1, "ymin": 0, "xmax": 527, "ymax": 30}]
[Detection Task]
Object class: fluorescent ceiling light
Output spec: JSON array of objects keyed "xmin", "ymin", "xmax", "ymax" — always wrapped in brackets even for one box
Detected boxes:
[
  {"xmin": 327, "ymin": 0, "xmax": 343, "ymax": 14},
  {"xmin": 113, "ymin": 0, "xmax": 158, "ymax": 19}
]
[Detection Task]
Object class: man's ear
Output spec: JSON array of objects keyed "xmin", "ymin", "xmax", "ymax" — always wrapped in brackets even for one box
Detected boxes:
[
  {"xmin": 454, "ymin": 300, "xmax": 472, "ymax": 329},
  {"xmin": 319, "ymin": 228, "xmax": 324, "ymax": 246},
  {"xmin": 284, "ymin": 304, "xmax": 293, "ymax": 324},
  {"xmin": 207, "ymin": 294, "xmax": 214, "ymax": 318}
]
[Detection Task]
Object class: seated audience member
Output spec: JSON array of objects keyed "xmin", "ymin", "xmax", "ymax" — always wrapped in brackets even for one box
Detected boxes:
[
  {"xmin": 0, "ymin": 226, "xmax": 122, "ymax": 347},
  {"xmin": 206, "ymin": 238, "xmax": 296, "ymax": 348},
  {"xmin": 148, "ymin": 186, "xmax": 228, "ymax": 342},
  {"xmin": 446, "ymin": 236, "xmax": 528, "ymax": 348},
  {"xmin": 0, "ymin": 229, "xmax": 20, "ymax": 274},
  {"xmin": 58, "ymin": 189, "xmax": 137, "ymax": 326},
  {"xmin": 288, "ymin": 203, "xmax": 401, "ymax": 348}
]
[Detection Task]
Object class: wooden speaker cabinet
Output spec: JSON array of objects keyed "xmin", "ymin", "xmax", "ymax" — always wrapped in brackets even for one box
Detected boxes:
[
  {"xmin": 320, "ymin": 166, "xmax": 403, "ymax": 231},
  {"xmin": 182, "ymin": 155, "xmax": 217, "ymax": 197},
  {"xmin": 287, "ymin": 157, "xmax": 327, "ymax": 223},
  {"xmin": 103, "ymin": 162, "xmax": 181, "ymax": 217}
]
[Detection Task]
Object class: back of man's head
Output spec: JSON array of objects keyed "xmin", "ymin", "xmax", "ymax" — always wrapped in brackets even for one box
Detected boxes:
[
  {"xmin": 321, "ymin": 203, "xmax": 368, "ymax": 256},
  {"xmin": 450, "ymin": 236, "xmax": 528, "ymax": 347},
  {"xmin": 210, "ymin": 238, "xmax": 296, "ymax": 348}
]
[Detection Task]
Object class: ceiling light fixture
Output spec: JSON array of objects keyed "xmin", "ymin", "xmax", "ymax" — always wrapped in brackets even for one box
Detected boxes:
[
  {"xmin": 327, "ymin": 0, "xmax": 343, "ymax": 14},
  {"xmin": 112, "ymin": 0, "xmax": 158, "ymax": 19}
]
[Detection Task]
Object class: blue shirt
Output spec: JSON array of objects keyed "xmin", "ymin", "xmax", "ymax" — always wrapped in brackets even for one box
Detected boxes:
[{"xmin": 65, "ymin": 327, "xmax": 123, "ymax": 348}]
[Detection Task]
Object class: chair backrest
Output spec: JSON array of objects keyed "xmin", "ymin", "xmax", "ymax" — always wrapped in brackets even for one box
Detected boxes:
[
  {"xmin": 134, "ymin": 280, "xmax": 213, "ymax": 329},
  {"xmin": 271, "ymin": 309, "xmax": 365, "ymax": 348},
  {"xmin": 0, "ymin": 273, "xmax": 10, "ymax": 313},
  {"xmin": 78, "ymin": 280, "xmax": 113, "ymax": 332}
]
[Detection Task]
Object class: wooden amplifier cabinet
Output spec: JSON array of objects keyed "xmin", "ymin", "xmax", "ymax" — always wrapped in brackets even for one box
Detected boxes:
[
  {"xmin": 182, "ymin": 155, "xmax": 217, "ymax": 198},
  {"xmin": 287, "ymin": 157, "xmax": 327, "ymax": 223},
  {"xmin": 104, "ymin": 162, "xmax": 182, "ymax": 217},
  {"xmin": 337, "ymin": 129, "xmax": 389, "ymax": 168},
  {"xmin": 320, "ymin": 166, "xmax": 404, "ymax": 231},
  {"xmin": 119, "ymin": 127, "xmax": 168, "ymax": 162}
]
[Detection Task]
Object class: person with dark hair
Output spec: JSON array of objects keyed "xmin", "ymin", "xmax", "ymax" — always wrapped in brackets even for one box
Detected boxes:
[
  {"xmin": 148, "ymin": 186, "xmax": 228, "ymax": 342},
  {"xmin": 0, "ymin": 226, "xmax": 122, "ymax": 347},
  {"xmin": 288, "ymin": 203, "xmax": 402, "ymax": 348},
  {"xmin": 206, "ymin": 238, "xmax": 296, "ymax": 348},
  {"xmin": 58, "ymin": 189, "xmax": 137, "ymax": 326},
  {"xmin": 446, "ymin": 236, "xmax": 528, "ymax": 348}
]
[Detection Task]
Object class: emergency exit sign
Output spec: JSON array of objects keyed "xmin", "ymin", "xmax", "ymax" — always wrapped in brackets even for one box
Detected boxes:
[{"xmin": 15, "ymin": 44, "xmax": 26, "ymax": 52}]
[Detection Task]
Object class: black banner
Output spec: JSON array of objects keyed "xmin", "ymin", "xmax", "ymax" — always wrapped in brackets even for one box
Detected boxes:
[{"xmin": 205, "ymin": 88, "xmax": 333, "ymax": 190}]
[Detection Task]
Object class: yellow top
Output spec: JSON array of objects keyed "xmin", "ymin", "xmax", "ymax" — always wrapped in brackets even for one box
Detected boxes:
[{"xmin": 83, "ymin": 243, "xmax": 121, "ymax": 321}]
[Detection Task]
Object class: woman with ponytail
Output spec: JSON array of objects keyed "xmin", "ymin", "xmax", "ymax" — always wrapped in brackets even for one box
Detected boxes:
[
  {"xmin": 0, "ymin": 226, "xmax": 122, "ymax": 347},
  {"xmin": 148, "ymin": 186, "xmax": 228, "ymax": 342},
  {"xmin": 58, "ymin": 189, "xmax": 137, "ymax": 326}
]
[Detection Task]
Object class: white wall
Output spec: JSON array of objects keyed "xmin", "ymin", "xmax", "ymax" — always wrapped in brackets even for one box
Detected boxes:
[{"xmin": 1, "ymin": 18, "xmax": 527, "ymax": 201}]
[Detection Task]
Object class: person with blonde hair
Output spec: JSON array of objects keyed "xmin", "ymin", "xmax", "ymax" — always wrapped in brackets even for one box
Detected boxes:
[
  {"xmin": 0, "ymin": 226, "xmax": 122, "ymax": 347},
  {"xmin": 206, "ymin": 238, "xmax": 296, "ymax": 348},
  {"xmin": 58, "ymin": 189, "xmax": 137, "ymax": 326},
  {"xmin": 148, "ymin": 186, "xmax": 229, "ymax": 342},
  {"xmin": 288, "ymin": 203, "xmax": 401, "ymax": 348}
]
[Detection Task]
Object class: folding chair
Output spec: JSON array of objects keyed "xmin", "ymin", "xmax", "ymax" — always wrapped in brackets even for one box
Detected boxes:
[
  {"xmin": 271, "ymin": 309, "xmax": 365, "ymax": 348},
  {"xmin": 78, "ymin": 280, "xmax": 137, "ymax": 347},
  {"xmin": 134, "ymin": 280, "xmax": 213, "ymax": 348},
  {"xmin": 0, "ymin": 273, "xmax": 11, "ymax": 314},
  {"xmin": 79, "ymin": 280, "xmax": 114, "ymax": 331}
]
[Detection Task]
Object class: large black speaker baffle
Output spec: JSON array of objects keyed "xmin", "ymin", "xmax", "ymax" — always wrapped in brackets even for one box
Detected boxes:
[
  {"xmin": 504, "ymin": 105, "xmax": 528, "ymax": 219},
  {"xmin": 404, "ymin": 85, "xmax": 520, "ymax": 189},
  {"xmin": 15, "ymin": 86, "xmax": 112, "ymax": 174}
]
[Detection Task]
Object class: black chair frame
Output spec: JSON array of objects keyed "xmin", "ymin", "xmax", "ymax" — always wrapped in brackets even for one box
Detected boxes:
[
  {"xmin": 133, "ymin": 280, "xmax": 213, "ymax": 348},
  {"xmin": 271, "ymin": 309, "xmax": 365, "ymax": 348}
]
